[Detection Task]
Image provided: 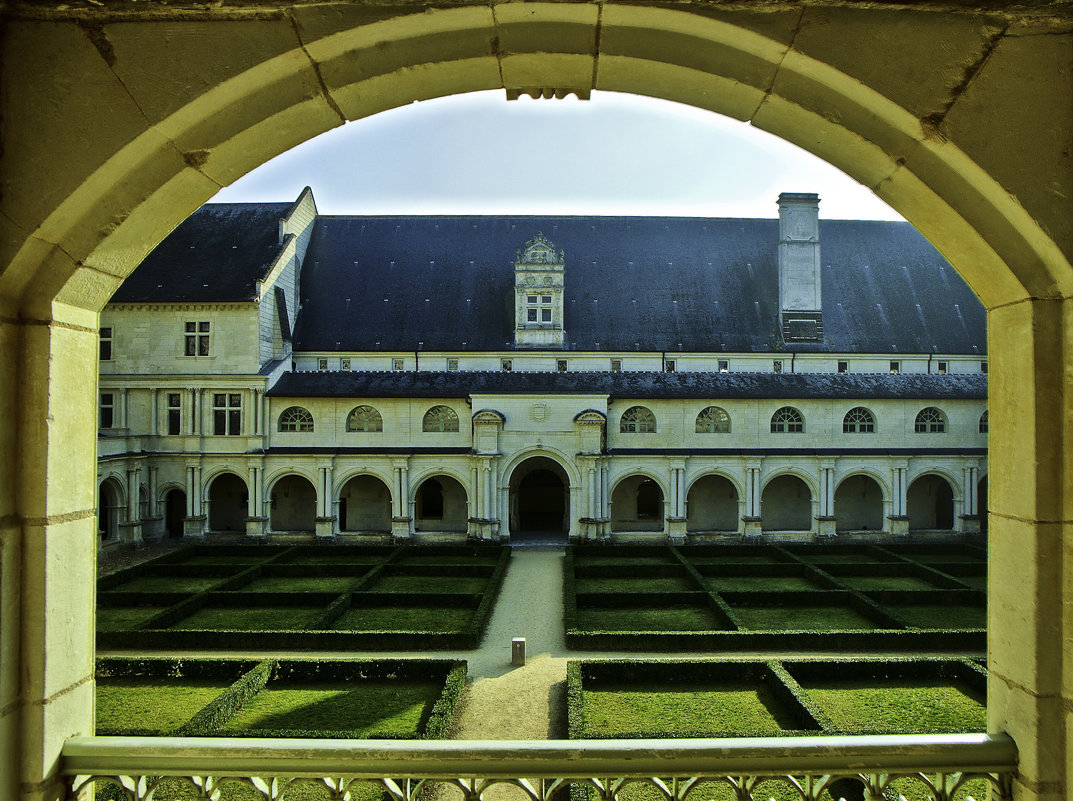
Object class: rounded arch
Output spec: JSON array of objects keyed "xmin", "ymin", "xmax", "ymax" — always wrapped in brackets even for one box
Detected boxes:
[
  {"xmin": 206, "ymin": 471, "xmax": 248, "ymax": 533},
  {"xmin": 162, "ymin": 486, "xmax": 187, "ymax": 539},
  {"xmin": 269, "ymin": 473, "xmax": 318, "ymax": 533},
  {"xmin": 907, "ymin": 473, "xmax": 956, "ymax": 531},
  {"xmin": 610, "ymin": 473, "xmax": 666, "ymax": 533},
  {"xmin": 761, "ymin": 473, "xmax": 813, "ymax": 532},
  {"xmin": 914, "ymin": 406, "xmax": 948, "ymax": 433},
  {"xmin": 695, "ymin": 405, "xmax": 731, "ymax": 433},
  {"xmin": 413, "ymin": 473, "xmax": 468, "ymax": 532},
  {"xmin": 264, "ymin": 467, "xmax": 320, "ymax": 496},
  {"xmin": 346, "ymin": 404, "xmax": 384, "ymax": 432},
  {"xmin": 761, "ymin": 469, "xmax": 819, "ymax": 500},
  {"xmin": 834, "ymin": 473, "xmax": 885, "ymax": 532},
  {"xmin": 770, "ymin": 406, "xmax": 805, "ymax": 433},
  {"xmin": 507, "ymin": 455, "xmax": 571, "ymax": 540},
  {"xmin": 686, "ymin": 473, "xmax": 740, "ymax": 533},
  {"xmin": 842, "ymin": 406, "xmax": 876, "ymax": 434},
  {"xmin": 278, "ymin": 405, "xmax": 314, "ymax": 432},
  {"xmin": 96, "ymin": 476, "xmax": 124, "ymax": 541},
  {"xmin": 619, "ymin": 405, "xmax": 657, "ymax": 433},
  {"xmin": 423, "ymin": 404, "xmax": 460, "ymax": 432},
  {"xmin": 499, "ymin": 446, "xmax": 582, "ymax": 491},
  {"xmin": 338, "ymin": 473, "xmax": 392, "ymax": 533}
]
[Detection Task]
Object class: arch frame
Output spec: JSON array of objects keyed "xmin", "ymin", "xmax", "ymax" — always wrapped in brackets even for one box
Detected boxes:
[
  {"xmin": 201, "ymin": 467, "xmax": 250, "ymax": 504},
  {"xmin": 332, "ymin": 467, "xmax": 395, "ymax": 499},
  {"xmin": 833, "ymin": 469, "xmax": 892, "ymax": 504},
  {"xmin": 684, "ymin": 468, "xmax": 746, "ymax": 501},
  {"xmin": 264, "ymin": 467, "xmax": 321, "ymax": 498},
  {"xmin": 499, "ymin": 446, "xmax": 581, "ymax": 492},
  {"xmin": 759, "ymin": 468, "xmax": 819, "ymax": 500},
  {"xmin": 608, "ymin": 469, "xmax": 671, "ymax": 501}
]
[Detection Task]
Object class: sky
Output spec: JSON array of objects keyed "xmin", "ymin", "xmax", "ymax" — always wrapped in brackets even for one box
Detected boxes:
[{"xmin": 210, "ymin": 90, "xmax": 903, "ymax": 221}]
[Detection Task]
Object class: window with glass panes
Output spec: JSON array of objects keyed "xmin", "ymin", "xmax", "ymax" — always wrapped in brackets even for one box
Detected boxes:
[
  {"xmin": 184, "ymin": 321, "xmax": 210, "ymax": 356},
  {"xmin": 213, "ymin": 393, "xmax": 241, "ymax": 435},
  {"xmin": 99, "ymin": 327, "xmax": 113, "ymax": 361},
  {"xmin": 99, "ymin": 393, "xmax": 114, "ymax": 428},
  {"xmin": 167, "ymin": 393, "xmax": 182, "ymax": 435}
]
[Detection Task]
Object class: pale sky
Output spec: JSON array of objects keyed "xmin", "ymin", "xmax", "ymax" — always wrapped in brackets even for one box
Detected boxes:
[{"xmin": 210, "ymin": 90, "xmax": 903, "ymax": 221}]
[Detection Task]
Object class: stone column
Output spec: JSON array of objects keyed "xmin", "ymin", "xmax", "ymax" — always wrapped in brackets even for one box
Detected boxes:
[
  {"xmin": 245, "ymin": 464, "xmax": 266, "ymax": 538},
  {"xmin": 391, "ymin": 460, "xmax": 412, "ymax": 541},
  {"xmin": 150, "ymin": 388, "xmax": 159, "ymax": 435},
  {"xmin": 315, "ymin": 462, "xmax": 336, "ymax": 539},
  {"xmin": 119, "ymin": 466, "xmax": 142, "ymax": 543},
  {"xmin": 959, "ymin": 464, "xmax": 981, "ymax": 534},
  {"xmin": 742, "ymin": 461, "xmax": 763, "ymax": 539},
  {"xmin": 187, "ymin": 387, "xmax": 197, "ymax": 435},
  {"xmin": 816, "ymin": 460, "xmax": 837, "ymax": 538},
  {"xmin": 887, "ymin": 462, "xmax": 909, "ymax": 536},
  {"xmin": 666, "ymin": 461, "xmax": 687, "ymax": 543},
  {"xmin": 183, "ymin": 462, "xmax": 205, "ymax": 537}
]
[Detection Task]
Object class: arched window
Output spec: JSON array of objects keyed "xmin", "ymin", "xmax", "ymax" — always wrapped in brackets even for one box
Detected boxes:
[
  {"xmin": 620, "ymin": 406, "xmax": 657, "ymax": 433},
  {"xmin": 979, "ymin": 410, "xmax": 988, "ymax": 433},
  {"xmin": 842, "ymin": 406, "xmax": 876, "ymax": 433},
  {"xmin": 914, "ymin": 407, "xmax": 947, "ymax": 433},
  {"xmin": 423, "ymin": 405, "xmax": 459, "ymax": 432},
  {"xmin": 770, "ymin": 406, "xmax": 804, "ymax": 433},
  {"xmin": 346, "ymin": 405, "xmax": 383, "ymax": 432},
  {"xmin": 278, "ymin": 406, "xmax": 314, "ymax": 432},
  {"xmin": 695, "ymin": 406, "xmax": 731, "ymax": 433}
]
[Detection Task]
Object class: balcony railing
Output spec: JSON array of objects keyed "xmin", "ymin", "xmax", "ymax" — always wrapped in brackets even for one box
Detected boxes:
[{"xmin": 62, "ymin": 733, "xmax": 1015, "ymax": 801}]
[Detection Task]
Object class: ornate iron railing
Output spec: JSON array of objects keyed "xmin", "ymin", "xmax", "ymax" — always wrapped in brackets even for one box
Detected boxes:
[{"xmin": 62, "ymin": 733, "xmax": 1016, "ymax": 801}]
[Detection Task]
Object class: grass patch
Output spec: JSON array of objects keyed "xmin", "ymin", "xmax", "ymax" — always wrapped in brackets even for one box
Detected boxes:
[
  {"xmin": 241, "ymin": 576, "xmax": 364, "ymax": 593},
  {"xmin": 331, "ymin": 606, "xmax": 473, "ymax": 632},
  {"xmin": 218, "ymin": 680, "xmax": 441, "ymax": 736},
  {"xmin": 367, "ymin": 575, "xmax": 487, "ymax": 593},
  {"xmin": 917, "ymin": 554, "xmax": 985, "ymax": 564},
  {"xmin": 795, "ymin": 553, "xmax": 883, "ymax": 564},
  {"xmin": 96, "ymin": 678, "xmax": 232, "ymax": 733},
  {"xmin": 174, "ymin": 555, "xmax": 273, "ymax": 565},
  {"xmin": 169, "ymin": 606, "xmax": 324, "ymax": 631},
  {"xmin": 574, "ymin": 556, "xmax": 677, "ymax": 567},
  {"xmin": 575, "ymin": 576, "xmax": 696, "ymax": 593},
  {"xmin": 575, "ymin": 605, "xmax": 722, "ymax": 631},
  {"xmin": 950, "ymin": 574, "xmax": 987, "ymax": 590},
  {"xmin": 285, "ymin": 556, "xmax": 385, "ymax": 567},
  {"xmin": 705, "ymin": 576, "xmax": 819, "ymax": 592},
  {"xmin": 836, "ymin": 575, "xmax": 936, "ymax": 591},
  {"xmin": 96, "ymin": 607, "xmax": 169, "ymax": 631},
  {"xmin": 397, "ymin": 555, "xmax": 500, "ymax": 566},
  {"xmin": 581, "ymin": 682, "xmax": 802, "ymax": 736},
  {"xmin": 803, "ymin": 679, "xmax": 985, "ymax": 733},
  {"xmin": 732, "ymin": 605, "xmax": 878, "ymax": 631},
  {"xmin": 893, "ymin": 604, "xmax": 986, "ymax": 629},
  {"xmin": 110, "ymin": 576, "xmax": 225, "ymax": 593}
]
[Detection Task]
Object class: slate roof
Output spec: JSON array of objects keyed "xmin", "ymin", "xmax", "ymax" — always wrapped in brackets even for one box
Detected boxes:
[
  {"xmin": 267, "ymin": 370, "xmax": 987, "ymax": 400},
  {"xmin": 109, "ymin": 203, "xmax": 293, "ymax": 303},
  {"xmin": 293, "ymin": 215, "xmax": 986, "ymax": 355}
]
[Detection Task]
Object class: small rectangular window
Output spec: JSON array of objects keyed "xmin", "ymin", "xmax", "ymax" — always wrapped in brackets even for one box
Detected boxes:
[
  {"xmin": 665, "ymin": 359, "xmax": 676, "ymax": 372},
  {"xmin": 541, "ymin": 296, "xmax": 552, "ymax": 303},
  {"xmin": 447, "ymin": 358, "xmax": 459, "ymax": 371},
  {"xmin": 527, "ymin": 295, "xmax": 537, "ymax": 304},
  {"xmin": 99, "ymin": 392, "xmax": 114, "ymax": 429},
  {"xmin": 99, "ymin": 327, "xmax": 113, "ymax": 361},
  {"xmin": 392, "ymin": 358, "xmax": 404, "ymax": 371},
  {"xmin": 718, "ymin": 360, "xmax": 729, "ymax": 372},
  {"xmin": 184, "ymin": 321, "xmax": 210, "ymax": 356},
  {"xmin": 937, "ymin": 360, "xmax": 948, "ymax": 375},
  {"xmin": 527, "ymin": 309, "xmax": 537, "ymax": 322},
  {"xmin": 501, "ymin": 359, "xmax": 513, "ymax": 372},
  {"xmin": 773, "ymin": 360, "xmax": 783, "ymax": 374},
  {"xmin": 557, "ymin": 359, "xmax": 568, "ymax": 373},
  {"xmin": 318, "ymin": 358, "xmax": 329, "ymax": 371},
  {"xmin": 541, "ymin": 308, "xmax": 552, "ymax": 322},
  {"xmin": 213, "ymin": 393, "xmax": 241, "ymax": 436},
  {"xmin": 167, "ymin": 393, "xmax": 181, "ymax": 435},
  {"xmin": 890, "ymin": 360, "xmax": 901, "ymax": 374},
  {"xmin": 981, "ymin": 360, "xmax": 988, "ymax": 373},
  {"xmin": 341, "ymin": 358, "xmax": 351, "ymax": 371},
  {"xmin": 837, "ymin": 360, "xmax": 848, "ymax": 373},
  {"xmin": 610, "ymin": 359, "xmax": 622, "ymax": 373}
]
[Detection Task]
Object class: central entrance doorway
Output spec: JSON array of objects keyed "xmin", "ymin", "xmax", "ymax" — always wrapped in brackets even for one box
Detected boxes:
[{"xmin": 508, "ymin": 456, "xmax": 570, "ymax": 543}]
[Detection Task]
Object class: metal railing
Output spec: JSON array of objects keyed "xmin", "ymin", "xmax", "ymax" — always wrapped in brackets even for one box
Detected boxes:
[{"xmin": 62, "ymin": 733, "xmax": 1016, "ymax": 801}]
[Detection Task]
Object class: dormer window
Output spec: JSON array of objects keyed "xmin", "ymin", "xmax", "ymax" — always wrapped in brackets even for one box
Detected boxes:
[{"xmin": 514, "ymin": 233, "xmax": 565, "ymax": 348}]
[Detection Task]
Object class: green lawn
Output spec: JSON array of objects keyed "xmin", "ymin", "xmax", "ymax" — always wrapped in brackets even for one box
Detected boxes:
[
  {"xmin": 795, "ymin": 553, "xmax": 884, "ymax": 564},
  {"xmin": 397, "ymin": 555, "xmax": 500, "ymax": 566},
  {"xmin": 836, "ymin": 575, "xmax": 936, "ymax": 591},
  {"xmin": 950, "ymin": 574, "xmax": 987, "ymax": 590},
  {"xmin": 803, "ymin": 679, "xmax": 986, "ymax": 733},
  {"xmin": 581, "ymin": 682, "xmax": 804, "ymax": 736},
  {"xmin": 367, "ymin": 575, "xmax": 488, "ymax": 593},
  {"xmin": 168, "ymin": 606, "xmax": 324, "ymax": 631},
  {"xmin": 575, "ymin": 576, "xmax": 696, "ymax": 593},
  {"xmin": 331, "ymin": 605, "xmax": 473, "ymax": 632},
  {"xmin": 96, "ymin": 606, "xmax": 168, "ymax": 631},
  {"xmin": 687, "ymin": 555, "xmax": 784, "ymax": 565},
  {"xmin": 218, "ymin": 680, "xmax": 440, "ymax": 736},
  {"xmin": 575, "ymin": 605, "xmax": 723, "ymax": 631},
  {"xmin": 285, "ymin": 556, "xmax": 386, "ymax": 567},
  {"xmin": 573, "ymin": 556, "xmax": 677, "ymax": 567},
  {"xmin": 705, "ymin": 576, "xmax": 819, "ymax": 592},
  {"xmin": 241, "ymin": 576, "xmax": 365, "ymax": 593},
  {"xmin": 175, "ymin": 555, "xmax": 273, "ymax": 565},
  {"xmin": 732, "ymin": 605, "xmax": 878, "ymax": 631},
  {"xmin": 892, "ymin": 604, "xmax": 986, "ymax": 629},
  {"xmin": 96, "ymin": 677, "xmax": 232, "ymax": 733},
  {"xmin": 109, "ymin": 575, "xmax": 226, "ymax": 593}
]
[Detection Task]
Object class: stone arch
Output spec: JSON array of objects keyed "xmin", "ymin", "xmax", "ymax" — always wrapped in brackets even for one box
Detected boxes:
[
  {"xmin": 499, "ymin": 446, "xmax": 582, "ymax": 491},
  {"xmin": 907, "ymin": 473, "xmax": 956, "ymax": 532},
  {"xmin": 834, "ymin": 473, "xmax": 886, "ymax": 533},
  {"xmin": 507, "ymin": 455, "xmax": 571, "ymax": 540},
  {"xmin": 96, "ymin": 476, "xmax": 124, "ymax": 541},
  {"xmin": 610, "ymin": 473, "xmax": 666, "ymax": 533},
  {"xmin": 162, "ymin": 486, "xmax": 187, "ymax": 539},
  {"xmin": 685, "ymin": 473, "xmax": 740, "ymax": 533},
  {"xmin": 5, "ymin": 8, "xmax": 1073, "ymax": 800},
  {"xmin": 206, "ymin": 471, "xmax": 248, "ymax": 533},
  {"xmin": 761, "ymin": 474, "xmax": 813, "ymax": 532},
  {"xmin": 268, "ymin": 474, "xmax": 317, "ymax": 533},
  {"xmin": 414, "ymin": 474, "xmax": 468, "ymax": 533},
  {"xmin": 338, "ymin": 473, "xmax": 392, "ymax": 533}
]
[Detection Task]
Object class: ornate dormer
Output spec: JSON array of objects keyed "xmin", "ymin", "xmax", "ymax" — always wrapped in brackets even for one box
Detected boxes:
[
  {"xmin": 514, "ymin": 233, "xmax": 565, "ymax": 348},
  {"xmin": 777, "ymin": 193, "xmax": 824, "ymax": 343}
]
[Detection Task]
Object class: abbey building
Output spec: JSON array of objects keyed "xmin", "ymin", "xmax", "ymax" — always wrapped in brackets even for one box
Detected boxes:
[{"xmin": 96, "ymin": 188, "xmax": 987, "ymax": 547}]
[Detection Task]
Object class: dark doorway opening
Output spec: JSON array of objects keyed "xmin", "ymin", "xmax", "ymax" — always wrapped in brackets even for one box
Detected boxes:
[
  {"xmin": 165, "ymin": 489, "xmax": 186, "ymax": 538},
  {"xmin": 509, "ymin": 457, "xmax": 569, "ymax": 542}
]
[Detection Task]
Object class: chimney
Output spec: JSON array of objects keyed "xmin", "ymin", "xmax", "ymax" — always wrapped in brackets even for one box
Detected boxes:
[{"xmin": 777, "ymin": 192, "xmax": 823, "ymax": 343}]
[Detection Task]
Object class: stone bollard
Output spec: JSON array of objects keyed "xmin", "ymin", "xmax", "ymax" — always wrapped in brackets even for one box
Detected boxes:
[{"xmin": 511, "ymin": 637, "xmax": 526, "ymax": 666}]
